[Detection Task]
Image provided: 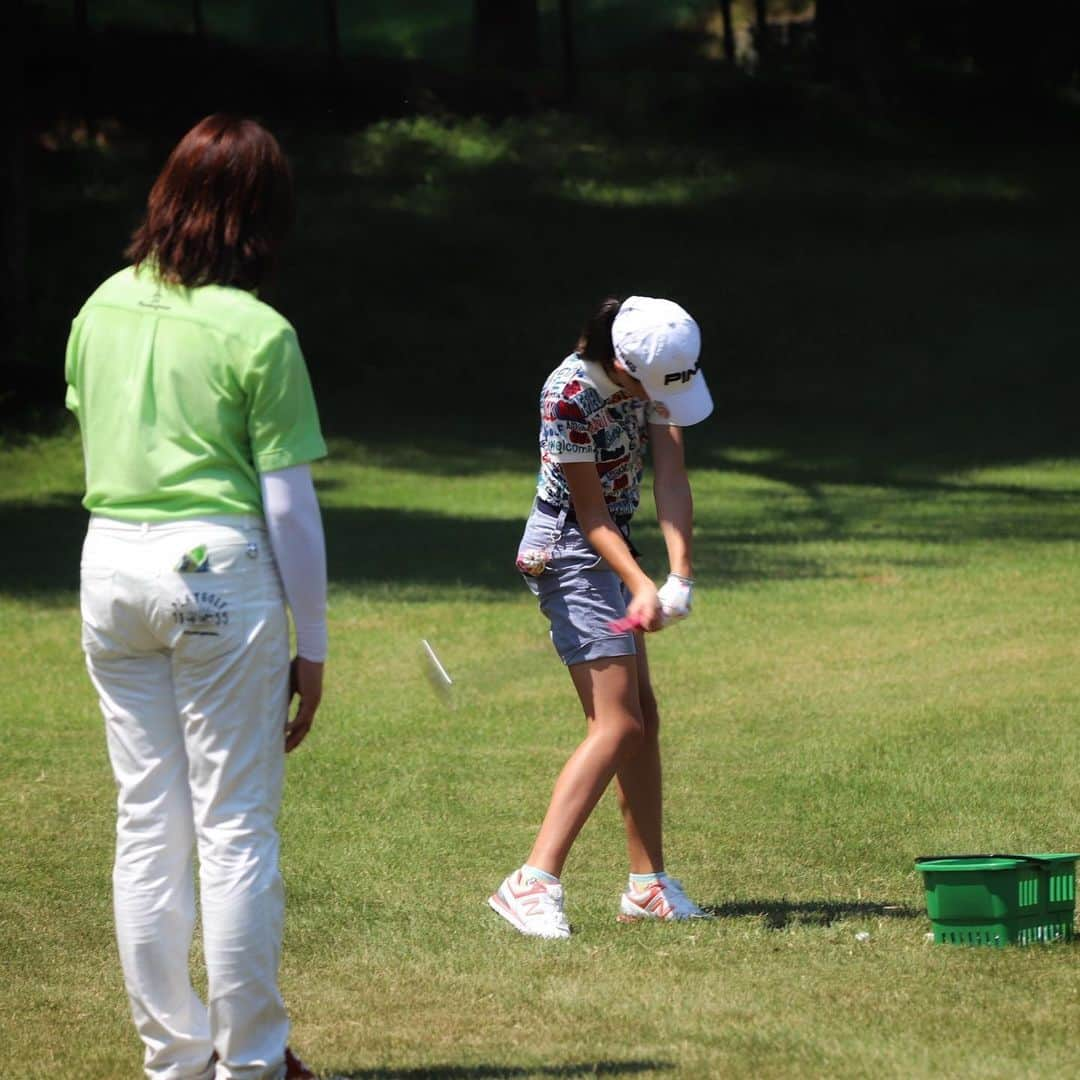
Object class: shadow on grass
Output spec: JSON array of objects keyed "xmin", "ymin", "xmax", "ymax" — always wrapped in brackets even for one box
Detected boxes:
[
  {"xmin": 3, "ymin": 429, "xmax": 1078, "ymax": 601},
  {"xmin": 327, "ymin": 1064, "xmax": 673, "ymax": 1080},
  {"xmin": 0, "ymin": 497, "xmax": 527, "ymax": 601},
  {"xmin": 0, "ymin": 496, "xmax": 86, "ymax": 601},
  {"xmin": 706, "ymin": 898, "xmax": 923, "ymax": 929},
  {"xmin": 0, "ymin": 496, "xmax": 936, "ymax": 603},
  {"xmin": 707, "ymin": 448, "xmax": 1080, "ymax": 504},
  {"xmin": 321, "ymin": 507, "xmax": 524, "ymax": 593}
]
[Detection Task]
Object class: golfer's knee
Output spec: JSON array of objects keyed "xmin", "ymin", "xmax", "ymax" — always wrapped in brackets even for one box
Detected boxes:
[{"xmin": 610, "ymin": 711, "xmax": 646, "ymax": 756}]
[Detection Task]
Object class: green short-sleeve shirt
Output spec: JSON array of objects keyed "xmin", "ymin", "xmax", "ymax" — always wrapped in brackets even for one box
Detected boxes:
[{"xmin": 65, "ymin": 266, "xmax": 327, "ymax": 521}]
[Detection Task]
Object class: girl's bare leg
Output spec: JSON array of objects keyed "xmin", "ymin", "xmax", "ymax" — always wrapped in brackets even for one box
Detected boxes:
[
  {"xmin": 614, "ymin": 631, "xmax": 664, "ymax": 874},
  {"xmin": 525, "ymin": 655, "xmax": 644, "ymax": 878}
]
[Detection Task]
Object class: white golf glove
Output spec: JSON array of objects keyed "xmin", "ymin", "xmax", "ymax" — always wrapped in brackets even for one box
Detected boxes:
[{"xmin": 657, "ymin": 573, "xmax": 693, "ymax": 625}]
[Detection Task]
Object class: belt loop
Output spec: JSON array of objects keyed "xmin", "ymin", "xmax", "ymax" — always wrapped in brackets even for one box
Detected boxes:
[{"xmin": 549, "ymin": 506, "xmax": 567, "ymax": 550}]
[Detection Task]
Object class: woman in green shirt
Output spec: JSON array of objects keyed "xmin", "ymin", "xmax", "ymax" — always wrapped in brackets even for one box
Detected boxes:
[{"xmin": 66, "ymin": 116, "xmax": 323, "ymax": 1080}]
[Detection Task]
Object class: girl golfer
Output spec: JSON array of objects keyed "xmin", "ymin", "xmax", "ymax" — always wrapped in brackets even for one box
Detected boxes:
[
  {"xmin": 489, "ymin": 296, "xmax": 713, "ymax": 939},
  {"xmin": 66, "ymin": 116, "xmax": 322, "ymax": 1079}
]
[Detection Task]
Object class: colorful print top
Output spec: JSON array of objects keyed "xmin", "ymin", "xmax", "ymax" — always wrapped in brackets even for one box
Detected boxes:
[{"xmin": 536, "ymin": 354, "xmax": 664, "ymax": 520}]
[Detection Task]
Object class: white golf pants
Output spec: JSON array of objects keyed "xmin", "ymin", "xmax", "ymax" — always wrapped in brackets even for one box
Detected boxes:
[{"xmin": 80, "ymin": 516, "xmax": 292, "ymax": 1080}]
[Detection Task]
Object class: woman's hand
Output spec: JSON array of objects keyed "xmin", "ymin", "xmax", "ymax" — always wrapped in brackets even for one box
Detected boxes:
[
  {"xmin": 286, "ymin": 656, "xmax": 324, "ymax": 752},
  {"xmin": 657, "ymin": 573, "xmax": 693, "ymax": 623},
  {"xmin": 627, "ymin": 579, "xmax": 664, "ymax": 632}
]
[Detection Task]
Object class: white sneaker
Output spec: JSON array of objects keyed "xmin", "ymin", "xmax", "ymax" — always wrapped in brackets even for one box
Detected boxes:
[
  {"xmin": 489, "ymin": 868, "xmax": 571, "ymax": 939},
  {"xmin": 619, "ymin": 875, "xmax": 710, "ymax": 921}
]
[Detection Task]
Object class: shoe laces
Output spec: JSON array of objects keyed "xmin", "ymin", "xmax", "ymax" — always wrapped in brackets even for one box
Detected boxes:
[
  {"xmin": 522, "ymin": 876, "xmax": 568, "ymax": 926},
  {"xmin": 530, "ymin": 878, "xmax": 565, "ymax": 909}
]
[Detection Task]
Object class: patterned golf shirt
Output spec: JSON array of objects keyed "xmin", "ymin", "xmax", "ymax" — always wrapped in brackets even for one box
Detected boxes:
[{"xmin": 535, "ymin": 353, "xmax": 668, "ymax": 521}]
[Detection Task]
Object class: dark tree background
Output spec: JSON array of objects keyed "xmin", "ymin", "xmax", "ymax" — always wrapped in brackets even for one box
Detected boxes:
[
  {"xmin": 474, "ymin": 0, "xmax": 540, "ymax": 70},
  {"xmin": 6, "ymin": 1, "xmax": 1080, "ymax": 438}
]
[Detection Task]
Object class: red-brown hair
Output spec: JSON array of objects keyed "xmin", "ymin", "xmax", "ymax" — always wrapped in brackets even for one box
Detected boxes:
[{"xmin": 126, "ymin": 114, "xmax": 294, "ymax": 291}]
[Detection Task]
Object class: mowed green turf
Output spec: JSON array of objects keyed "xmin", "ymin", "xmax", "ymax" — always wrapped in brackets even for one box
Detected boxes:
[{"xmin": 0, "ymin": 426, "xmax": 1077, "ymax": 1079}]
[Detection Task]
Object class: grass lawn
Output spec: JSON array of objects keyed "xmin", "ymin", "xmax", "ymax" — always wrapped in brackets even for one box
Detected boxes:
[
  {"xmin": 0, "ymin": 422, "xmax": 1077, "ymax": 1079},
  {"xmin": 8, "ymin": 93, "xmax": 1080, "ymax": 1078}
]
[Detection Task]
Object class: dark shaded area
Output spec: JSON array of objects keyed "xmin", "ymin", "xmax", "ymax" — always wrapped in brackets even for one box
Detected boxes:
[
  {"xmin": 23, "ymin": 20, "xmax": 415, "ymax": 136},
  {"xmin": 13, "ymin": 126, "xmax": 1080, "ymax": 453},
  {"xmin": 0, "ymin": 497, "xmax": 86, "ymax": 599},
  {"xmin": 0, "ymin": 497, "xmax": 522, "ymax": 601},
  {"xmin": 706, "ymin": 898, "xmax": 923, "ymax": 929},
  {"xmin": 327, "ymin": 1064, "xmax": 672, "ymax": 1080},
  {"xmin": 2, "ymin": 421, "xmax": 1076, "ymax": 602},
  {"xmin": 707, "ymin": 447, "xmax": 1080, "ymax": 503},
  {"xmin": 321, "ymin": 507, "xmax": 523, "ymax": 594},
  {"xmin": 7, "ymin": 2, "xmax": 1080, "ymax": 472}
]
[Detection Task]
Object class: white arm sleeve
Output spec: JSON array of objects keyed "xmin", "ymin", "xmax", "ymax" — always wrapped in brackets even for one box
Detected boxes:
[{"xmin": 260, "ymin": 464, "xmax": 328, "ymax": 662}]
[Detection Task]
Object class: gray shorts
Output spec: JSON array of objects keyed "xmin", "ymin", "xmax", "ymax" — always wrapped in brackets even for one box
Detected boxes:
[{"xmin": 517, "ymin": 502, "xmax": 637, "ymax": 667}]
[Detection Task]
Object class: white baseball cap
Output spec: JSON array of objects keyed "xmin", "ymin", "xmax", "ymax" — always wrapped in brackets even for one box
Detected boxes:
[{"xmin": 611, "ymin": 296, "xmax": 713, "ymax": 427}]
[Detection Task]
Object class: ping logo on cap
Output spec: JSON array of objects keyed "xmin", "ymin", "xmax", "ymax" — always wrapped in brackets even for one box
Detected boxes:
[{"xmin": 663, "ymin": 360, "xmax": 701, "ymax": 386}]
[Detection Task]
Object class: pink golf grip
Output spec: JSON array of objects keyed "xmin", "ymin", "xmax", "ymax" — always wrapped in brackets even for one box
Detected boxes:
[{"xmin": 609, "ymin": 612, "xmax": 646, "ymax": 633}]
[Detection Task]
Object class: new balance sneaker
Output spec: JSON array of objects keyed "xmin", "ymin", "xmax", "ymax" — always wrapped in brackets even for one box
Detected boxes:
[
  {"xmin": 619, "ymin": 875, "xmax": 710, "ymax": 921},
  {"xmin": 489, "ymin": 868, "xmax": 571, "ymax": 939}
]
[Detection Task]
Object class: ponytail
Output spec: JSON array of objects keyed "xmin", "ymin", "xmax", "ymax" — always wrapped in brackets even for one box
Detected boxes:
[{"xmin": 576, "ymin": 296, "xmax": 623, "ymax": 370}]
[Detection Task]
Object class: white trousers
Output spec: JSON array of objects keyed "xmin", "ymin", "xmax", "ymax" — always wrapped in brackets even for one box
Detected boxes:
[{"xmin": 81, "ymin": 516, "xmax": 291, "ymax": 1080}]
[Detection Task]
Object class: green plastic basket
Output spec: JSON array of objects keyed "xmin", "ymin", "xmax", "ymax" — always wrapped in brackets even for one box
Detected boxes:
[{"xmin": 915, "ymin": 853, "xmax": 1078, "ymax": 946}]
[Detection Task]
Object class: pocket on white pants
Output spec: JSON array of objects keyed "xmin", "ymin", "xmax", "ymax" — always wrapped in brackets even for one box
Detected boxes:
[
  {"xmin": 80, "ymin": 566, "xmax": 121, "ymax": 657},
  {"xmin": 157, "ymin": 540, "xmax": 257, "ymax": 664}
]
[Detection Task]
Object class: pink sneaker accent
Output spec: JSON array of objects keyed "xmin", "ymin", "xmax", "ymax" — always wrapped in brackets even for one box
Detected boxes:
[
  {"xmin": 619, "ymin": 876, "xmax": 709, "ymax": 921},
  {"xmin": 488, "ymin": 868, "xmax": 571, "ymax": 939}
]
